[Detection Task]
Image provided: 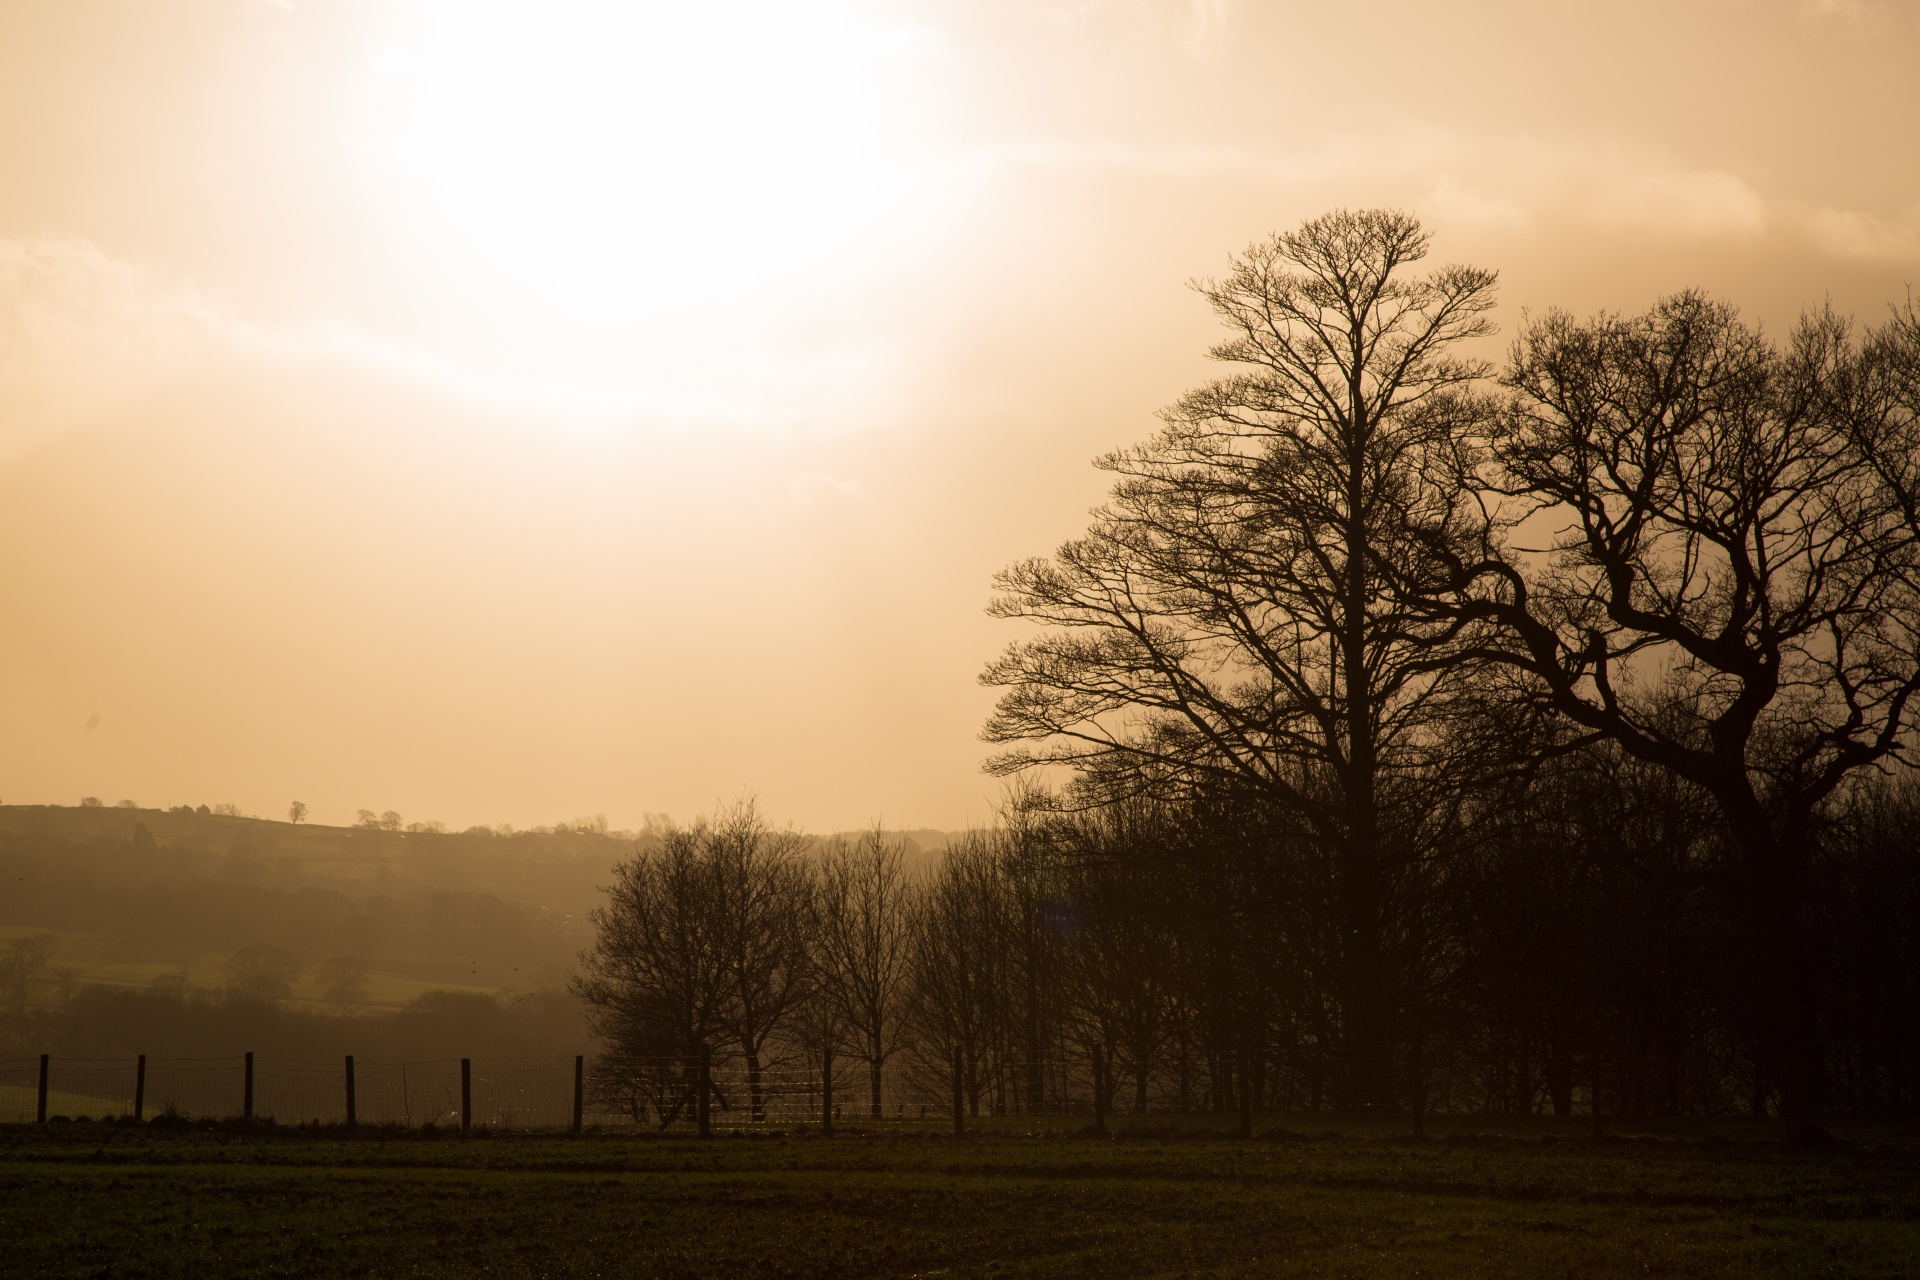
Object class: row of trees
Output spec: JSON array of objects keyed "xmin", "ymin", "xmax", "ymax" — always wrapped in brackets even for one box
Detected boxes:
[
  {"xmin": 580, "ymin": 210, "xmax": 1920, "ymax": 1122},
  {"xmin": 979, "ymin": 209, "xmax": 1920, "ymax": 1121},
  {"xmin": 576, "ymin": 769, "xmax": 1920, "ymax": 1125}
]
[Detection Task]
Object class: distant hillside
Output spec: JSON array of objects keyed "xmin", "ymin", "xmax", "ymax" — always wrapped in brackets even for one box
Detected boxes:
[{"xmin": 0, "ymin": 805, "xmax": 960, "ymax": 1017}]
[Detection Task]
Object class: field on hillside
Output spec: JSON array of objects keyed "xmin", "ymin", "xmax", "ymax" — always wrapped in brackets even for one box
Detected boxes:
[{"xmin": 4, "ymin": 1115, "xmax": 1918, "ymax": 1279}]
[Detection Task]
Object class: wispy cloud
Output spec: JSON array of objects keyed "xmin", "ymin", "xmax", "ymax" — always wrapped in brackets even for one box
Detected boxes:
[
  {"xmin": 1802, "ymin": 204, "xmax": 1920, "ymax": 264},
  {"xmin": 1798, "ymin": 0, "xmax": 1882, "ymax": 25},
  {"xmin": 973, "ymin": 124, "xmax": 1772, "ymax": 242},
  {"xmin": 0, "ymin": 236, "xmax": 809, "ymax": 459},
  {"xmin": 786, "ymin": 469, "xmax": 869, "ymax": 508},
  {"xmin": 0, "ymin": 238, "xmax": 226, "ymax": 452}
]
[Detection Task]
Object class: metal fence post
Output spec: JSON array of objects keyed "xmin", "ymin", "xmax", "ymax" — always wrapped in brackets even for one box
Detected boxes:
[
  {"xmin": 460, "ymin": 1058, "xmax": 472, "ymax": 1134},
  {"xmin": 243, "ymin": 1052, "xmax": 254, "ymax": 1124},
  {"xmin": 821, "ymin": 1045, "xmax": 833, "ymax": 1137},
  {"xmin": 572, "ymin": 1055, "xmax": 584, "ymax": 1135},
  {"xmin": 37, "ymin": 1054, "xmax": 48, "ymax": 1123},
  {"xmin": 134, "ymin": 1054, "xmax": 146, "ymax": 1122},
  {"xmin": 345, "ymin": 1055, "xmax": 356, "ymax": 1129},
  {"xmin": 696, "ymin": 1046, "xmax": 711, "ymax": 1138},
  {"xmin": 951, "ymin": 1049, "xmax": 964, "ymax": 1137}
]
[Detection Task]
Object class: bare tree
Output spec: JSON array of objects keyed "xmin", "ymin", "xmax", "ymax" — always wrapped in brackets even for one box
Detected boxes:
[
  {"xmin": 572, "ymin": 824, "xmax": 731, "ymax": 1126},
  {"xmin": 1059, "ymin": 805, "xmax": 1180, "ymax": 1113},
  {"xmin": 706, "ymin": 799, "xmax": 813, "ymax": 1121},
  {"xmin": 288, "ymin": 800, "xmax": 308, "ymax": 825},
  {"xmin": 907, "ymin": 832, "xmax": 1011, "ymax": 1116},
  {"xmin": 1441, "ymin": 293, "xmax": 1920, "ymax": 1117},
  {"xmin": 983, "ymin": 209, "xmax": 1498, "ymax": 1107},
  {"xmin": 812, "ymin": 826, "xmax": 917, "ymax": 1118}
]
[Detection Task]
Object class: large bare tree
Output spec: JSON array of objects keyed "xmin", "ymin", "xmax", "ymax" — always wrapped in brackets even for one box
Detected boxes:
[
  {"xmin": 1440, "ymin": 293, "xmax": 1920, "ymax": 1118},
  {"xmin": 983, "ymin": 209, "xmax": 1497, "ymax": 1107}
]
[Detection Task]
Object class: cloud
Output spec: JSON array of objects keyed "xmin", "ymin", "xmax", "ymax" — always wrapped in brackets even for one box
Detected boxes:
[
  {"xmin": 978, "ymin": 124, "xmax": 1771, "ymax": 242},
  {"xmin": 1034, "ymin": 0, "xmax": 1238, "ymax": 54},
  {"xmin": 786, "ymin": 469, "xmax": 868, "ymax": 507},
  {"xmin": 1801, "ymin": 205, "xmax": 1920, "ymax": 264},
  {"xmin": 0, "ymin": 236, "xmax": 826, "ymax": 459},
  {"xmin": 1798, "ymin": 0, "xmax": 1881, "ymax": 24},
  {"xmin": 0, "ymin": 238, "xmax": 230, "ymax": 454}
]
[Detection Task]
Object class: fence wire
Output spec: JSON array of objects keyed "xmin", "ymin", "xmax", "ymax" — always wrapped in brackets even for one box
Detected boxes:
[{"xmin": 4, "ymin": 1046, "xmax": 1404, "ymax": 1128}]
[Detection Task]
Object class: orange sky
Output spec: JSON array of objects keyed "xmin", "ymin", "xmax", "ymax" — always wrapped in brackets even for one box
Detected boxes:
[{"xmin": 1, "ymin": 0, "xmax": 1916, "ymax": 831}]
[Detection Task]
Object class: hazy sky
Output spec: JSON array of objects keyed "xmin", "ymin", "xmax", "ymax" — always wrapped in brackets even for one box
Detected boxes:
[{"xmin": 2, "ymin": 0, "xmax": 1916, "ymax": 831}]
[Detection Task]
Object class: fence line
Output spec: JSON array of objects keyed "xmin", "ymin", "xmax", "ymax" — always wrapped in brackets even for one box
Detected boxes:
[{"xmin": 3, "ymin": 1044, "xmax": 1415, "ymax": 1130}]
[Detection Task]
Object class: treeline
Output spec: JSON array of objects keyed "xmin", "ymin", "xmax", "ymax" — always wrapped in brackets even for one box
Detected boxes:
[
  {"xmin": 576, "ymin": 775, "xmax": 1920, "ymax": 1124},
  {"xmin": 585, "ymin": 209, "xmax": 1920, "ymax": 1123}
]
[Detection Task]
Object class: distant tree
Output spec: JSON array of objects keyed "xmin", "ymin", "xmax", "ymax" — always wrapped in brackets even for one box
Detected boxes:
[
  {"xmin": 812, "ymin": 826, "xmax": 917, "ymax": 1118},
  {"xmin": 1441, "ymin": 293, "xmax": 1920, "ymax": 1118},
  {"xmin": 318, "ymin": 955, "xmax": 370, "ymax": 1015},
  {"xmin": 224, "ymin": 942, "xmax": 302, "ymax": 1003},
  {"xmin": 355, "ymin": 809, "xmax": 379, "ymax": 829},
  {"xmin": 115, "ymin": 799, "xmax": 138, "ymax": 809},
  {"xmin": 379, "ymin": 810, "xmax": 403, "ymax": 831},
  {"xmin": 1, "ymin": 936, "xmax": 57, "ymax": 1017},
  {"xmin": 212, "ymin": 802, "xmax": 244, "ymax": 817},
  {"xmin": 983, "ymin": 209, "xmax": 1499, "ymax": 1108},
  {"xmin": 289, "ymin": 800, "xmax": 308, "ymax": 825},
  {"xmin": 80, "ymin": 796, "xmax": 103, "ymax": 808}
]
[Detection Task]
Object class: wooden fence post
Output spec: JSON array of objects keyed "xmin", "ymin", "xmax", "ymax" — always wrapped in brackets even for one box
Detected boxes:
[
  {"xmin": 460, "ymin": 1058, "xmax": 472, "ymax": 1134},
  {"xmin": 1092, "ymin": 1047, "xmax": 1109, "ymax": 1136},
  {"xmin": 572, "ymin": 1055, "xmax": 584, "ymax": 1135},
  {"xmin": 134, "ymin": 1054, "xmax": 146, "ymax": 1122},
  {"xmin": 950, "ymin": 1049, "xmax": 964, "ymax": 1137},
  {"xmin": 1237, "ymin": 1052, "xmax": 1253, "ymax": 1139},
  {"xmin": 821, "ymin": 1045, "xmax": 833, "ymax": 1137},
  {"xmin": 1591, "ymin": 1052, "xmax": 1604, "ymax": 1140},
  {"xmin": 243, "ymin": 1052, "xmax": 254, "ymax": 1124},
  {"xmin": 345, "ymin": 1055, "xmax": 356, "ymax": 1129},
  {"xmin": 696, "ymin": 1046, "xmax": 711, "ymax": 1138},
  {"xmin": 37, "ymin": 1054, "xmax": 48, "ymax": 1123}
]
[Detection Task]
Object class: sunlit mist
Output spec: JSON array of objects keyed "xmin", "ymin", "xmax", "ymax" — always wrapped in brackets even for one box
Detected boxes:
[{"xmin": 0, "ymin": 0, "xmax": 1915, "ymax": 830}]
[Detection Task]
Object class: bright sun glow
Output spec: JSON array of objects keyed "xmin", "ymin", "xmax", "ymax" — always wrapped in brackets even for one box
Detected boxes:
[{"xmin": 375, "ymin": 1, "xmax": 939, "ymax": 344}]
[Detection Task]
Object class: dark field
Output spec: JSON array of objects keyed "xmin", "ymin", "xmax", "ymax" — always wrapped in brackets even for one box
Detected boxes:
[{"xmin": 5, "ymin": 1118, "xmax": 1920, "ymax": 1279}]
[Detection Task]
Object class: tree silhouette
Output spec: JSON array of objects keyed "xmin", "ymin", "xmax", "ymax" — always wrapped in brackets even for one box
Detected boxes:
[{"xmin": 983, "ymin": 209, "xmax": 1498, "ymax": 1107}]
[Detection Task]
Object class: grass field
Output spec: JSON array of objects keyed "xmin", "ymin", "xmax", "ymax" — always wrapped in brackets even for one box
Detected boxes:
[
  {"xmin": 0, "ymin": 923, "xmax": 511, "ymax": 1014},
  {"xmin": 4, "ymin": 1115, "xmax": 1918, "ymax": 1278}
]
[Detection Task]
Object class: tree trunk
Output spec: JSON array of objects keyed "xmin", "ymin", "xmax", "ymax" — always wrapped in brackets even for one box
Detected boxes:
[
  {"xmin": 868, "ymin": 1053, "xmax": 883, "ymax": 1120},
  {"xmin": 1547, "ymin": 1052, "xmax": 1573, "ymax": 1117},
  {"xmin": 1733, "ymin": 804, "xmax": 1820, "ymax": 1121},
  {"xmin": 1338, "ymin": 396, "xmax": 1393, "ymax": 1112},
  {"xmin": 746, "ymin": 1050, "xmax": 765, "ymax": 1122}
]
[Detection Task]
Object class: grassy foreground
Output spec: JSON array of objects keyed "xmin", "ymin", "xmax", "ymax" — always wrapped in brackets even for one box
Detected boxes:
[{"xmin": 3, "ymin": 1115, "xmax": 1918, "ymax": 1278}]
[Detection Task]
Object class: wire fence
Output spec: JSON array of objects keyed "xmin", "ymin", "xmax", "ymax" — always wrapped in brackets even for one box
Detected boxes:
[{"xmin": 2, "ymin": 1046, "xmax": 1410, "ymax": 1130}]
